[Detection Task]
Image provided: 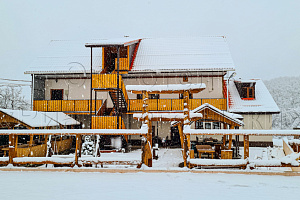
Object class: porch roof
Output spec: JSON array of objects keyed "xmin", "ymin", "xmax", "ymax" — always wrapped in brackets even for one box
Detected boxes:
[{"xmin": 0, "ymin": 108, "xmax": 79, "ymax": 128}]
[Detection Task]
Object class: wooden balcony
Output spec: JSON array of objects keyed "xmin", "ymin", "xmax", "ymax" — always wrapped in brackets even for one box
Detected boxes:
[
  {"xmin": 115, "ymin": 58, "xmax": 129, "ymax": 71},
  {"xmin": 33, "ymin": 99, "xmax": 103, "ymax": 114},
  {"xmin": 128, "ymin": 98, "xmax": 227, "ymax": 112},
  {"xmin": 92, "ymin": 74, "xmax": 129, "ymax": 106},
  {"xmin": 92, "ymin": 116, "xmax": 125, "ymax": 129}
]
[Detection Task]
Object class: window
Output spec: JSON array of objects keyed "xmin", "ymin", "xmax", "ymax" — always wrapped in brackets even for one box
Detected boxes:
[
  {"xmin": 179, "ymin": 93, "xmax": 193, "ymax": 99},
  {"xmin": 137, "ymin": 94, "xmax": 143, "ymax": 99},
  {"xmin": 195, "ymin": 121, "xmax": 203, "ymax": 129},
  {"xmin": 213, "ymin": 122, "xmax": 220, "ymax": 129},
  {"xmin": 149, "ymin": 94, "xmax": 160, "ymax": 99},
  {"xmin": 183, "ymin": 76, "xmax": 188, "ymax": 82},
  {"xmin": 51, "ymin": 89, "xmax": 63, "ymax": 100},
  {"xmin": 234, "ymin": 81, "xmax": 256, "ymax": 100}
]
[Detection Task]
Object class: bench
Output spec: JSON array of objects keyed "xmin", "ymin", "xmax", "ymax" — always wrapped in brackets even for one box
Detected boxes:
[{"xmin": 196, "ymin": 145, "xmax": 215, "ymax": 159}]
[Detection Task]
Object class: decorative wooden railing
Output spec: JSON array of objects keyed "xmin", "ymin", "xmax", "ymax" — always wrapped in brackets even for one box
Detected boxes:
[
  {"xmin": 115, "ymin": 58, "xmax": 129, "ymax": 71},
  {"xmin": 1, "ymin": 138, "xmax": 73, "ymax": 158},
  {"xmin": 33, "ymin": 99, "xmax": 103, "ymax": 114},
  {"xmin": 92, "ymin": 74, "xmax": 129, "ymax": 105},
  {"xmin": 128, "ymin": 98, "xmax": 227, "ymax": 111},
  {"xmin": 92, "ymin": 116, "xmax": 126, "ymax": 129}
]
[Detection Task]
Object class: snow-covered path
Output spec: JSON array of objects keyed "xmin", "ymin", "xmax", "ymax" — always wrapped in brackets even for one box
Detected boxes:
[
  {"xmin": 0, "ymin": 171, "xmax": 299, "ymax": 200},
  {"xmin": 153, "ymin": 148, "xmax": 183, "ymax": 168}
]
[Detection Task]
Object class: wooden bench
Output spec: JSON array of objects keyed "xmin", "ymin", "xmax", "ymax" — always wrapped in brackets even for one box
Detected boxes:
[{"xmin": 196, "ymin": 145, "xmax": 215, "ymax": 159}]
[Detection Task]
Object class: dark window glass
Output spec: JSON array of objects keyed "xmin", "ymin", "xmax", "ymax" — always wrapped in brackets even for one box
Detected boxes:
[{"xmin": 51, "ymin": 89, "xmax": 63, "ymax": 100}]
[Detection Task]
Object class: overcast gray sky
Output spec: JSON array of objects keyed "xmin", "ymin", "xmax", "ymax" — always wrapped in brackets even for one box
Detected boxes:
[{"xmin": 1, "ymin": 0, "xmax": 300, "ymax": 98}]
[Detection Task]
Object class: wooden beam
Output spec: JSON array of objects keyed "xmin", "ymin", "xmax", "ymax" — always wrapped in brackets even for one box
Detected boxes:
[
  {"xmin": 244, "ymin": 135, "xmax": 250, "ymax": 159},
  {"xmin": 128, "ymin": 88, "xmax": 205, "ymax": 94}
]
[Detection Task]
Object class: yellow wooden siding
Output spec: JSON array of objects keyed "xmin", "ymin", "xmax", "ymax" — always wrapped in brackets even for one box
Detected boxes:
[
  {"xmin": 16, "ymin": 144, "xmax": 47, "ymax": 157},
  {"xmin": 128, "ymin": 98, "xmax": 226, "ymax": 111},
  {"xmin": 33, "ymin": 100, "xmax": 102, "ymax": 113},
  {"xmin": 92, "ymin": 74, "xmax": 129, "ymax": 105},
  {"xmin": 114, "ymin": 58, "xmax": 129, "ymax": 71},
  {"xmin": 92, "ymin": 116, "xmax": 125, "ymax": 129},
  {"xmin": 201, "ymin": 98, "xmax": 227, "ymax": 110}
]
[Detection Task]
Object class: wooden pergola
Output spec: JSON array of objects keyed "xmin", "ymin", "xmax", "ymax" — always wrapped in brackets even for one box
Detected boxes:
[{"xmin": 127, "ymin": 83, "xmax": 206, "ymax": 167}]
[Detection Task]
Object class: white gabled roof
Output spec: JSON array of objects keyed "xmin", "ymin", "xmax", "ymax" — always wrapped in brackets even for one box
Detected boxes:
[
  {"xmin": 132, "ymin": 36, "xmax": 235, "ymax": 72},
  {"xmin": 192, "ymin": 103, "xmax": 244, "ymax": 126},
  {"xmin": 228, "ymin": 79, "xmax": 280, "ymax": 113},
  {"xmin": 25, "ymin": 40, "xmax": 102, "ymax": 75},
  {"xmin": 0, "ymin": 108, "xmax": 79, "ymax": 128}
]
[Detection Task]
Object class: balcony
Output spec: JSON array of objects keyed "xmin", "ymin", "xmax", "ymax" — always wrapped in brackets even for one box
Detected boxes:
[
  {"xmin": 92, "ymin": 116, "xmax": 125, "ymax": 129},
  {"xmin": 33, "ymin": 99, "xmax": 103, "ymax": 114},
  {"xmin": 128, "ymin": 98, "xmax": 227, "ymax": 112}
]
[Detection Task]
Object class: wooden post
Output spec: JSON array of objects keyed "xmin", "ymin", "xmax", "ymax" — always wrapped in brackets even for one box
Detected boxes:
[
  {"xmin": 14, "ymin": 135, "xmax": 18, "ymax": 157},
  {"xmin": 8, "ymin": 134, "xmax": 15, "ymax": 165},
  {"xmin": 75, "ymin": 134, "xmax": 81, "ymax": 166},
  {"xmin": 244, "ymin": 135, "xmax": 250, "ymax": 159},
  {"xmin": 141, "ymin": 91, "xmax": 152, "ymax": 167},
  {"xmin": 228, "ymin": 125, "xmax": 234, "ymax": 150},
  {"xmin": 177, "ymin": 123, "xmax": 184, "ymax": 148},
  {"xmin": 183, "ymin": 90, "xmax": 190, "ymax": 167}
]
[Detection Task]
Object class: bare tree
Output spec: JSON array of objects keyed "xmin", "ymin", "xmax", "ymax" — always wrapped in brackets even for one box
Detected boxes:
[{"xmin": 0, "ymin": 86, "xmax": 29, "ymax": 110}]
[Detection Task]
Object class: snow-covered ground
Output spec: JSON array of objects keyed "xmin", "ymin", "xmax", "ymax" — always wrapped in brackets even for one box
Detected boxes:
[{"xmin": 0, "ymin": 171, "xmax": 299, "ymax": 200}]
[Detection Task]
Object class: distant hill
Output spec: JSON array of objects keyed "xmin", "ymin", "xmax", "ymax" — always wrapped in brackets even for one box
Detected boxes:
[{"xmin": 264, "ymin": 76, "xmax": 300, "ymax": 129}]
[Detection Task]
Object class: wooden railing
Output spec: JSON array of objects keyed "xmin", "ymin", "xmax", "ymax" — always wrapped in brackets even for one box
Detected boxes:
[
  {"xmin": 92, "ymin": 74, "xmax": 129, "ymax": 105},
  {"xmin": 92, "ymin": 116, "xmax": 126, "ymax": 129},
  {"xmin": 115, "ymin": 58, "xmax": 129, "ymax": 71},
  {"xmin": 33, "ymin": 99, "xmax": 103, "ymax": 113},
  {"xmin": 128, "ymin": 98, "xmax": 227, "ymax": 111}
]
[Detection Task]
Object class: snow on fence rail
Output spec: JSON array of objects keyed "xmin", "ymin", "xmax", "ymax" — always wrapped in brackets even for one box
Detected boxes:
[
  {"xmin": 0, "ymin": 125, "xmax": 148, "ymax": 135},
  {"xmin": 183, "ymin": 127, "xmax": 300, "ymax": 136},
  {"xmin": 0, "ymin": 126, "xmax": 148, "ymax": 168}
]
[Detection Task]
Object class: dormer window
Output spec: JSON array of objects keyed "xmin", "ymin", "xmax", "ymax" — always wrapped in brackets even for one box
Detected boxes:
[{"xmin": 234, "ymin": 81, "xmax": 256, "ymax": 100}]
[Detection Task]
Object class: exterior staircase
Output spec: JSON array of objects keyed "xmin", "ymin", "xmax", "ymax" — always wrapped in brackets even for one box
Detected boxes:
[{"xmin": 223, "ymin": 79, "xmax": 233, "ymax": 110}]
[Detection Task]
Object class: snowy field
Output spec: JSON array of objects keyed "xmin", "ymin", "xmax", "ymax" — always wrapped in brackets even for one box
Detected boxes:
[{"xmin": 0, "ymin": 171, "xmax": 299, "ymax": 200}]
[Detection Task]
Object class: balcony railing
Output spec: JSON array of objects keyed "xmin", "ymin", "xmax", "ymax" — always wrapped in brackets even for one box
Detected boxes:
[
  {"xmin": 92, "ymin": 74, "xmax": 129, "ymax": 105},
  {"xmin": 115, "ymin": 58, "xmax": 129, "ymax": 71},
  {"xmin": 128, "ymin": 98, "xmax": 227, "ymax": 111},
  {"xmin": 92, "ymin": 116, "xmax": 125, "ymax": 129},
  {"xmin": 33, "ymin": 99, "xmax": 103, "ymax": 113}
]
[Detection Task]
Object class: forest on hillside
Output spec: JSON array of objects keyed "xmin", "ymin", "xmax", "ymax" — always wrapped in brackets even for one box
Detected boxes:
[{"xmin": 264, "ymin": 76, "xmax": 300, "ymax": 129}]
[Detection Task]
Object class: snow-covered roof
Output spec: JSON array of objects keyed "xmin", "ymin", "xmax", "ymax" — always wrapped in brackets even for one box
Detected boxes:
[
  {"xmin": 25, "ymin": 40, "xmax": 102, "ymax": 75},
  {"xmin": 85, "ymin": 37, "xmax": 141, "ymax": 47},
  {"xmin": 228, "ymin": 79, "xmax": 280, "ymax": 113},
  {"xmin": 25, "ymin": 36, "xmax": 235, "ymax": 75},
  {"xmin": 192, "ymin": 103, "xmax": 244, "ymax": 126},
  {"xmin": 133, "ymin": 112, "xmax": 203, "ymax": 120},
  {"xmin": 41, "ymin": 112, "xmax": 80, "ymax": 126},
  {"xmin": 126, "ymin": 83, "xmax": 206, "ymax": 93},
  {"xmin": 132, "ymin": 36, "xmax": 235, "ymax": 72},
  {"xmin": 0, "ymin": 108, "xmax": 79, "ymax": 128}
]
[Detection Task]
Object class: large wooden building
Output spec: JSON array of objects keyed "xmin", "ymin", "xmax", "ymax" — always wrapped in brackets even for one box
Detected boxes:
[{"xmin": 24, "ymin": 36, "xmax": 280, "ymax": 146}]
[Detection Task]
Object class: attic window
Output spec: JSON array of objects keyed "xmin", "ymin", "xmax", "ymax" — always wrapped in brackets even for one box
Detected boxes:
[{"xmin": 234, "ymin": 81, "xmax": 256, "ymax": 100}]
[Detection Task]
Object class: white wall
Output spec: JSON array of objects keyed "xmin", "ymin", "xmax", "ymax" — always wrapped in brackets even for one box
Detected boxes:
[
  {"xmin": 124, "ymin": 76, "xmax": 224, "ymax": 99},
  {"xmin": 44, "ymin": 79, "xmax": 113, "ymax": 107}
]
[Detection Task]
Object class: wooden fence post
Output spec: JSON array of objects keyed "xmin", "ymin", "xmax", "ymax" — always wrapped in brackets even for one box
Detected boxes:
[
  {"xmin": 244, "ymin": 135, "xmax": 250, "ymax": 159},
  {"xmin": 9, "ymin": 134, "xmax": 15, "ymax": 165}
]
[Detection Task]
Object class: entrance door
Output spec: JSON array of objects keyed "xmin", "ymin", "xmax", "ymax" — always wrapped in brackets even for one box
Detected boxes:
[{"xmin": 170, "ymin": 126, "xmax": 181, "ymax": 147}]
